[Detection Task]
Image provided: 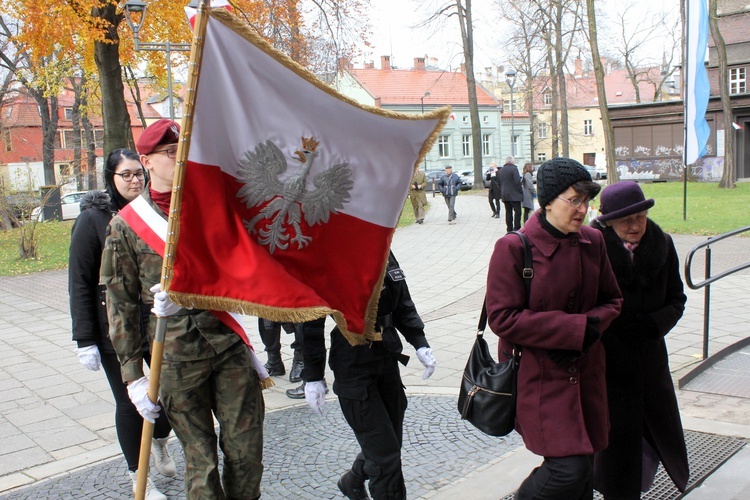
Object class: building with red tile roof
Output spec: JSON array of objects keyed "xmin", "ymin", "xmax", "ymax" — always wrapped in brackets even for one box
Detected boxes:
[{"xmin": 334, "ymin": 56, "xmax": 531, "ymax": 173}]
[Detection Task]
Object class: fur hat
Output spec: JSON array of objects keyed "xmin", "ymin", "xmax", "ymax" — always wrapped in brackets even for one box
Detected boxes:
[
  {"xmin": 536, "ymin": 157, "xmax": 592, "ymax": 208},
  {"xmin": 136, "ymin": 119, "xmax": 180, "ymax": 155},
  {"xmin": 596, "ymin": 181, "xmax": 654, "ymax": 222}
]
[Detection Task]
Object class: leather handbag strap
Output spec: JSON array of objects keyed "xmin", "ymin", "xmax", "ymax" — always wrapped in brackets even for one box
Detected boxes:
[{"xmin": 478, "ymin": 231, "xmax": 533, "ymax": 338}]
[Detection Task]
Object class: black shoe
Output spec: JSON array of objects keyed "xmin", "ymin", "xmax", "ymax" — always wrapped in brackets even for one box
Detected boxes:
[
  {"xmin": 338, "ymin": 470, "xmax": 369, "ymax": 499},
  {"xmin": 289, "ymin": 352, "xmax": 304, "ymax": 383},
  {"xmin": 264, "ymin": 360, "xmax": 285, "ymax": 377}
]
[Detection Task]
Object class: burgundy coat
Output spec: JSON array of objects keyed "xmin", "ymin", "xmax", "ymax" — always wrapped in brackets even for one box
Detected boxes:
[{"xmin": 486, "ymin": 212, "xmax": 622, "ymax": 457}]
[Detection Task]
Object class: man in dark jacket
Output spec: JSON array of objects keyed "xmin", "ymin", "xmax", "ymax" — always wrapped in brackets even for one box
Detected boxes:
[
  {"xmin": 485, "ymin": 161, "xmax": 502, "ymax": 218},
  {"xmin": 498, "ymin": 156, "xmax": 523, "ymax": 232},
  {"xmin": 301, "ymin": 251, "xmax": 437, "ymax": 499},
  {"xmin": 436, "ymin": 165, "xmax": 462, "ymax": 222}
]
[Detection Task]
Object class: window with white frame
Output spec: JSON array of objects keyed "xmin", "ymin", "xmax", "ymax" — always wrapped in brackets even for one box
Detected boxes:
[
  {"xmin": 482, "ymin": 115, "xmax": 489, "ymax": 124},
  {"xmin": 64, "ymin": 108, "xmax": 73, "ymax": 120},
  {"xmin": 438, "ymin": 135, "xmax": 450, "ymax": 157},
  {"xmin": 503, "ymin": 99, "xmax": 516, "ymax": 112},
  {"xmin": 537, "ymin": 152, "xmax": 547, "ymax": 162},
  {"xmin": 462, "ymin": 134, "xmax": 471, "ymax": 156},
  {"xmin": 462, "ymin": 115, "xmax": 469, "ymax": 124},
  {"xmin": 729, "ymin": 68, "xmax": 746, "ymax": 95},
  {"xmin": 538, "ymin": 122, "xmax": 548, "ymax": 139},
  {"xmin": 482, "ymin": 134, "xmax": 491, "ymax": 156},
  {"xmin": 511, "ymin": 135, "xmax": 518, "ymax": 157},
  {"xmin": 584, "ymin": 119, "xmax": 593, "ymax": 136},
  {"xmin": 544, "ymin": 92, "xmax": 552, "ymax": 106}
]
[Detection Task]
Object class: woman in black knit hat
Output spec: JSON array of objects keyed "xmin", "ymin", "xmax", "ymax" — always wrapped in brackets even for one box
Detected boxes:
[
  {"xmin": 69, "ymin": 149, "xmax": 174, "ymax": 498},
  {"xmin": 486, "ymin": 157, "xmax": 623, "ymax": 499},
  {"xmin": 591, "ymin": 181, "xmax": 689, "ymax": 498}
]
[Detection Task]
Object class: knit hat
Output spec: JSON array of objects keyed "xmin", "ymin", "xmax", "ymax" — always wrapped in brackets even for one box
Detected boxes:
[
  {"xmin": 536, "ymin": 157, "xmax": 592, "ymax": 208},
  {"xmin": 136, "ymin": 119, "xmax": 180, "ymax": 155},
  {"xmin": 596, "ymin": 181, "xmax": 654, "ymax": 222}
]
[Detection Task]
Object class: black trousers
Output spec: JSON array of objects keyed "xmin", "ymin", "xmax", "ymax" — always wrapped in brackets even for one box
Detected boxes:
[
  {"xmin": 258, "ymin": 318, "xmax": 302, "ymax": 354},
  {"xmin": 517, "ymin": 454, "xmax": 594, "ymax": 500},
  {"xmin": 488, "ymin": 191, "xmax": 501, "ymax": 216},
  {"xmin": 503, "ymin": 201, "xmax": 522, "ymax": 232},
  {"xmin": 337, "ymin": 363, "xmax": 408, "ymax": 500},
  {"xmin": 100, "ymin": 349, "xmax": 172, "ymax": 471}
]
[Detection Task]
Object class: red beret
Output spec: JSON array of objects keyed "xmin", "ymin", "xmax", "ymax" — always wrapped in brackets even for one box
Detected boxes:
[{"xmin": 137, "ymin": 119, "xmax": 180, "ymax": 155}]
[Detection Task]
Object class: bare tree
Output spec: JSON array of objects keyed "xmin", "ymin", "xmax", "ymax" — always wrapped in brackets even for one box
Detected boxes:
[
  {"xmin": 585, "ymin": 0, "xmax": 617, "ymax": 182},
  {"xmin": 708, "ymin": 0, "xmax": 734, "ymax": 189}
]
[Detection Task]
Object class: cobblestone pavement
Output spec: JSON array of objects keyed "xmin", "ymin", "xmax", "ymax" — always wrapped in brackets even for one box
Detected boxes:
[{"xmin": 1, "ymin": 193, "xmax": 749, "ymax": 498}]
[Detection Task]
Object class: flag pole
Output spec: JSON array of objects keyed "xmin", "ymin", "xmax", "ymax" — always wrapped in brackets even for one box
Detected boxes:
[
  {"xmin": 682, "ymin": 0, "xmax": 689, "ymax": 222},
  {"xmin": 134, "ymin": 1, "xmax": 210, "ymax": 498}
]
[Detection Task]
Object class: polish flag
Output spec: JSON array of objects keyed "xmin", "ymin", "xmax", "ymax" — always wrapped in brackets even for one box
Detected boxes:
[{"xmin": 166, "ymin": 9, "xmax": 449, "ymax": 342}]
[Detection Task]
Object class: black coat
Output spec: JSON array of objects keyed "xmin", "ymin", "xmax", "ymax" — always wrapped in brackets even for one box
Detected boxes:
[
  {"xmin": 592, "ymin": 219, "xmax": 689, "ymax": 496},
  {"xmin": 302, "ymin": 252, "xmax": 429, "ymax": 395},
  {"xmin": 69, "ymin": 191, "xmax": 148, "ymax": 354},
  {"xmin": 498, "ymin": 162, "xmax": 522, "ymax": 202}
]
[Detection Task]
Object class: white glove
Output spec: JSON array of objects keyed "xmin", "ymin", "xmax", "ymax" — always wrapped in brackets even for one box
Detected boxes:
[
  {"xmin": 304, "ymin": 380, "xmax": 327, "ymax": 415},
  {"xmin": 149, "ymin": 283, "xmax": 183, "ymax": 317},
  {"xmin": 416, "ymin": 347, "xmax": 436, "ymax": 380},
  {"xmin": 76, "ymin": 345, "xmax": 101, "ymax": 371},
  {"xmin": 127, "ymin": 376, "xmax": 161, "ymax": 424}
]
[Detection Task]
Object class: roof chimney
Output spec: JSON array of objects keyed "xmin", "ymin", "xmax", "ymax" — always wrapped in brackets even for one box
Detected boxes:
[
  {"xmin": 381, "ymin": 55, "xmax": 391, "ymax": 71},
  {"xmin": 574, "ymin": 57, "xmax": 583, "ymax": 78},
  {"xmin": 460, "ymin": 63, "xmax": 466, "ymax": 74},
  {"xmin": 364, "ymin": 61, "xmax": 374, "ymax": 69},
  {"xmin": 414, "ymin": 57, "xmax": 426, "ymax": 71}
]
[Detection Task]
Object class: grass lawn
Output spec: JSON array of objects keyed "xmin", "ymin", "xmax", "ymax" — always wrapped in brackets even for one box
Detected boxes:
[{"xmin": 0, "ymin": 182, "xmax": 747, "ymax": 276}]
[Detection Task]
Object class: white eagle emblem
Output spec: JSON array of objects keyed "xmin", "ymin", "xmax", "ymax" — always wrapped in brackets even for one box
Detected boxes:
[{"xmin": 236, "ymin": 137, "xmax": 353, "ymax": 254}]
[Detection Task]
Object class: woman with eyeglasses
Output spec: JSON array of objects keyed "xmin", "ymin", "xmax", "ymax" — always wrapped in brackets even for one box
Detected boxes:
[
  {"xmin": 69, "ymin": 148, "xmax": 173, "ymax": 499},
  {"xmin": 486, "ymin": 157, "xmax": 623, "ymax": 499},
  {"xmin": 591, "ymin": 182, "xmax": 689, "ymax": 498}
]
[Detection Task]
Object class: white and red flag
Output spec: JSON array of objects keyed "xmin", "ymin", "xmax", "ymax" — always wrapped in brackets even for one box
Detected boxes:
[{"xmin": 166, "ymin": 9, "xmax": 449, "ymax": 343}]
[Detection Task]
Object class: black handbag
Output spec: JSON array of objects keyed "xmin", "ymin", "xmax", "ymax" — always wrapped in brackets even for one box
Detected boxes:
[{"xmin": 458, "ymin": 231, "xmax": 532, "ymax": 437}]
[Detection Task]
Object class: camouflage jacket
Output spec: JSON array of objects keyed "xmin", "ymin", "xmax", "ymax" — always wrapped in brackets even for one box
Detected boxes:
[{"xmin": 100, "ymin": 189, "xmax": 240, "ymax": 382}]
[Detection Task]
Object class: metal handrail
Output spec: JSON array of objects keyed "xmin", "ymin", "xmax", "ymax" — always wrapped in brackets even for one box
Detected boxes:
[{"xmin": 683, "ymin": 225, "xmax": 750, "ymax": 359}]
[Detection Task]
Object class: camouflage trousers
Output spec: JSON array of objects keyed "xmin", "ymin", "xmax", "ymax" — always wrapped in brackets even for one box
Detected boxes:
[{"xmin": 160, "ymin": 341, "xmax": 265, "ymax": 499}]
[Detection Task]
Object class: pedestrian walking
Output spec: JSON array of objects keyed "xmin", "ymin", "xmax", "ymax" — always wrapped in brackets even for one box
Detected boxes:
[
  {"xmin": 521, "ymin": 162, "xmax": 536, "ymax": 224},
  {"xmin": 498, "ymin": 156, "xmax": 523, "ymax": 232},
  {"xmin": 437, "ymin": 165, "xmax": 462, "ymax": 222},
  {"xmin": 486, "ymin": 157, "xmax": 622, "ymax": 499},
  {"xmin": 301, "ymin": 251, "xmax": 437, "ymax": 499},
  {"xmin": 409, "ymin": 169, "xmax": 427, "ymax": 224},
  {"xmin": 102, "ymin": 119, "xmax": 265, "ymax": 499},
  {"xmin": 486, "ymin": 161, "xmax": 502, "ymax": 218},
  {"xmin": 69, "ymin": 148, "xmax": 174, "ymax": 499},
  {"xmin": 592, "ymin": 181, "xmax": 689, "ymax": 498}
]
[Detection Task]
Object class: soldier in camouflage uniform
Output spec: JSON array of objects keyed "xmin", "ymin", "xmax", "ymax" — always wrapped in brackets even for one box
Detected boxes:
[{"xmin": 101, "ymin": 119, "xmax": 265, "ymax": 499}]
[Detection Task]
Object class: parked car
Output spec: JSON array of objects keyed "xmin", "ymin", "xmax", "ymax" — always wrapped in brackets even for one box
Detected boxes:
[
  {"xmin": 32, "ymin": 191, "xmax": 86, "ymax": 222},
  {"xmin": 584, "ymin": 166, "xmax": 606, "ymax": 181},
  {"xmin": 457, "ymin": 169, "xmax": 474, "ymax": 190},
  {"xmin": 594, "ymin": 165, "xmax": 608, "ymax": 180},
  {"xmin": 424, "ymin": 169, "xmax": 444, "ymax": 192}
]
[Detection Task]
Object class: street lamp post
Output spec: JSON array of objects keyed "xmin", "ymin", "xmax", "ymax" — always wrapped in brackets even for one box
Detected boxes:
[
  {"xmin": 420, "ymin": 91, "xmax": 430, "ymax": 171},
  {"xmin": 505, "ymin": 68, "xmax": 517, "ymax": 158},
  {"xmin": 123, "ymin": 0, "xmax": 194, "ymax": 120}
]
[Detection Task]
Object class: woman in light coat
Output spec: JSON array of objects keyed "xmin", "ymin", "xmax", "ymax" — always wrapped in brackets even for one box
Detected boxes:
[
  {"xmin": 521, "ymin": 162, "xmax": 536, "ymax": 224},
  {"xmin": 486, "ymin": 157, "xmax": 622, "ymax": 499}
]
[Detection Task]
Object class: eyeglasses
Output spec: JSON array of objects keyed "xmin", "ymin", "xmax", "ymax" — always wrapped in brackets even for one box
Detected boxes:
[
  {"xmin": 556, "ymin": 196, "xmax": 590, "ymax": 208},
  {"xmin": 114, "ymin": 170, "xmax": 145, "ymax": 182},
  {"xmin": 151, "ymin": 146, "xmax": 178, "ymax": 159}
]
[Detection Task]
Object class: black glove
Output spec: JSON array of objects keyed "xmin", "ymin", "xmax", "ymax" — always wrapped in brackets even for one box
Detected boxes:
[
  {"xmin": 413, "ymin": 182, "xmax": 419, "ymax": 190},
  {"xmin": 547, "ymin": 349, "xmax": 580, "ymax": 367},
  {"xmin": 582, "ymin": 317, "xmax": 601, "ymax": 352}
]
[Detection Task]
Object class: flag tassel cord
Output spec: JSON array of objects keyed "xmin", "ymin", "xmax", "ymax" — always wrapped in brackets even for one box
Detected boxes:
[{"xmin": 135, "ymin": 1, "xmax": 210, "ymax": 498}]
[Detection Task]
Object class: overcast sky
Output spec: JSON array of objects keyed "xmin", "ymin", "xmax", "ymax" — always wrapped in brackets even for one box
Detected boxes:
[{"xmin": 362, "ymin": 0, "xmax": 676, "ymax": 72}]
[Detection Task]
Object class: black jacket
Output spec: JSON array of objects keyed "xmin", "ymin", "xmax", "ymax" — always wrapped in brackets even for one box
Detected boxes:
[
  {"xmin": 592, "ymin": 219, "xmax": 689, "ymax": 495},
  {"xmin": 302, "ymin": 252, "xmax": 429, "ymax": 393},
  {"xmin": 69, "ymin": 191, "xmax": 149, "ymax": 353}
]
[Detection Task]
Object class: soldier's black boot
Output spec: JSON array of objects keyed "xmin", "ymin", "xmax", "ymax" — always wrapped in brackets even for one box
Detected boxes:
[
  {"xmin": 337, "ymin": 470, "xmax": 369, "ymax": 500},
  {"xmin": 259, "ymin": 318, "xmax": 286, "ymax": 376},
  {"xmin": 289, "ymin": 349, "xmax": 304, "ymax": 383},
  {"xmin": 264, "ymin": 351, "xmax": 285, "ymax": 377}
]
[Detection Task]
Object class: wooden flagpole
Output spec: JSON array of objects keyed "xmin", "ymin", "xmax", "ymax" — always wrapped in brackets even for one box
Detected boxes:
[{"xmin": 134, "ymin": 1, "xmax": 210, "ymax": 498}]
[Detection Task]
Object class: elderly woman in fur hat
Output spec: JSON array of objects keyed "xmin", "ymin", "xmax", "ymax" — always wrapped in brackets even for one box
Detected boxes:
[{"xmin": 591, "ymin": 181, "xmax": 689, "ymax": 498}]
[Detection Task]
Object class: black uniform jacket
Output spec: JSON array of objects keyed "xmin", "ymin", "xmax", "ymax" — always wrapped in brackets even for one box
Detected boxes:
[{"xmin": 302, "ymin": 252, "xmax": 429, "ymax": 396}]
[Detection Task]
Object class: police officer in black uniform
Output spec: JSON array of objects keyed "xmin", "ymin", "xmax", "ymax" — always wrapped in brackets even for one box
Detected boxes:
[{"xmin": 302, "ymin": 251, "xmax": 437, "ymax": 500}]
